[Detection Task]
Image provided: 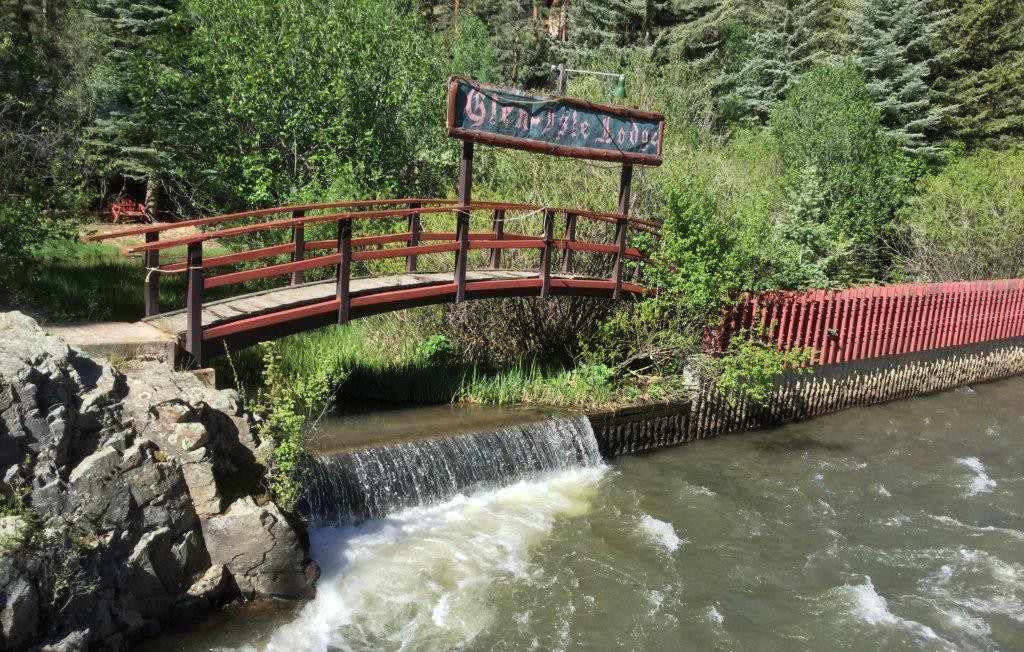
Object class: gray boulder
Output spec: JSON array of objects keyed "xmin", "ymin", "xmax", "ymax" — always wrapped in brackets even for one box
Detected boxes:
[
  {"xmin": 0, "ymin": 559, "xmax": 39, "ymax": 651},
  {"xmin": 203, "ymin": 497, "xmax": 319, "ymax": 600}
]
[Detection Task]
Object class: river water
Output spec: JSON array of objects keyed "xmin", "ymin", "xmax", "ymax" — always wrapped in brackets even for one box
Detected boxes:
[{"xmin": 160, "ymin": 376, "xmax": 1024, "ymax": 652}]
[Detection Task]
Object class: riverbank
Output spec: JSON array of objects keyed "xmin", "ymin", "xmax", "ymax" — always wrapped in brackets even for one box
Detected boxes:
[{"xmin": 0, "ymin": 312, "xmax": 317, "ymax": 651}]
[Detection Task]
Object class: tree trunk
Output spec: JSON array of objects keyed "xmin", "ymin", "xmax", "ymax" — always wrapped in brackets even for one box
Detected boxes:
[{"xmin": 144, "ymin": 177, "xmax": 160, "ymax": 223}]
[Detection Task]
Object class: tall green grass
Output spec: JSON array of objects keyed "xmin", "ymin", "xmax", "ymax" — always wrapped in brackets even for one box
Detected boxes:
[{"xmin": 213, "ymin": 318, "xmax": 618, "ymax": 409}]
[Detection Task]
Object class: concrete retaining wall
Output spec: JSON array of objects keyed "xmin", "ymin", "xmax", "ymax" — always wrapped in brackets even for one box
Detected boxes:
[{"xmin": 588, "ymin": 336, "xmax": 1024, "ymax": 458}]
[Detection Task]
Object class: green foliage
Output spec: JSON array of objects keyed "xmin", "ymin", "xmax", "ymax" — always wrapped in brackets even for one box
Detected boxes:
[
  {"xmin": 243, "ymin": 342, "xmax": 343, "ymax": 511},
  {"xmin": 725, "ymin": 0, "xmax": 843, "ymax": 124},
  {"xmin": 81, "ymin": 0, "xmax": 186, "ymax": 186},
  {"xmin": 771, "ymin": 63, "xmax": 920, "ymax": 281},
  {"xmin": 182, "ymin": 0, "xmax": 451, "ymax": 210},
  {"xmin": 443, "ymin": 0, "xmax": 555, "ymax": 87},
  {"xmin": 459, "ymin": 361, "xmax": 615, "ymax": 408},
  {"xmin": 848, "ymin": 0, "xmax": 947, "ymax": 159},
  {"xmin": 410, "ymin": 334, "xmax": 459, "ymax": 365},
  {"xmin": 0, "ymin": 461, "xmax": 35, "ymax": 553},
  {"xmin": 709, "ymin": 325, "xmax": 814, "ymax": 406},
  {"xmin": 931, "ymin": 0, "xmax": 1024, "ymax": 148},
  {"xmin": 898, "ymin": 147, "xmax": 1024, "ymax": 281},
  {"xmin": 446, "ymin": 13, "xmax": 499, "ymax": 82}
]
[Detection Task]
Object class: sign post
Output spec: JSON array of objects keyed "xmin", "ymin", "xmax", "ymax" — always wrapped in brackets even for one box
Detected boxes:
[{"xmin": 446, "ymin": 76, "xmax": 664, "ymax": 297}]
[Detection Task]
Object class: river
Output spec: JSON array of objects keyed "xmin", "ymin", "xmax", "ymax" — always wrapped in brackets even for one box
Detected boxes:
[{"xmin": 159, "ymin": 375, "xmax": 1024, "ymax": 651}]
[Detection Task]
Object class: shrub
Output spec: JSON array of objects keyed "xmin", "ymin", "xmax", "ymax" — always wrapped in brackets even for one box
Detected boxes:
[
  {"xmin": 897, "ymin": 147, "xmax": 1024, "ymax": 281},
  {"xmin": 707, "ymin": 325, "xmax": 814, "ymax": 406},
  {"xmin": 770, "ymin": 62, "xmax": 921, "ymax": 283},
  {"xmin": 242, "ymin": 342, "xmax": 344, "ymax": 511}
]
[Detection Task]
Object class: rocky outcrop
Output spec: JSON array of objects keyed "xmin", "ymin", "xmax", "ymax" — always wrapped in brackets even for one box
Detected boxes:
[{"xmin": 0, "ymin": 312, "xmax": 319, "ymax": 651}]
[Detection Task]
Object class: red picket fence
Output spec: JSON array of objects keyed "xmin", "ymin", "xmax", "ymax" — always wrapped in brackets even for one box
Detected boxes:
[{"xmin": 719, "ymin": 279, "xmax": 1024, "ymax": 366}]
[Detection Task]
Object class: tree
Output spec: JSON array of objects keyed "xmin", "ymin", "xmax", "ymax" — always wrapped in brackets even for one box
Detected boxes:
[
  {"xmin": 0, "ymin": 0, "xmax": 99, "ymax": 301},
  {"xmin": 81, "ymin": 0, "xmax": 186, "ymax": 215},
  {"xmin": 898, "ymin": 147, "xmax": 1024, "ymax": 281},
  {"xmin": 562, "ymin": 0, "xmax": 676, "ymax": 65},
  {"xmin": 445, "ymin": 0, "xmax": 557, "ymax": 87},
  {"xmin": 848, "ymin": 0, "xmax": 947, "ymax": 159},
  {"xmin": 770, "ymin": 63, "xmax": 918, "ymax": 282},
  {"xmin": 726, "ymin": 0, "xmax": 838, "ymax": 124},
  {"xmin": 180, "ymin": 0, "xmax": 450, "ymax": 211},
  {"xmin": 931, "ymin": 0, "xmax": 1024, "ymax": 148}
]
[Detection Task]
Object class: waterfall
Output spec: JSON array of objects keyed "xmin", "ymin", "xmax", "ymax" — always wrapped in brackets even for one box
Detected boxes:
[{"xmin": 303, "ymin": 415, "xmax": 603, "ymax": 525}]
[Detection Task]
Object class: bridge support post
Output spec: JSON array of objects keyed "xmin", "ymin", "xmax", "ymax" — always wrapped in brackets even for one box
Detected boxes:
[
  {"xmin": 337, "ymin": 219, "xmax": 352, "ymax": 324},
  {"xmin": 290, "ymin": 210, "xmax": 305, "ymax": 286},
  {"xmin": 541, "ymin": 209, "xmax": 554, "ymax": 297},
  {"xmin": 613, "ymin": 164, "xmax": 633, "ymax": 301},
  {"xmin": 144, "ymin": 232, "xmax": 160, "ymax": 317},
  {"xmin": 560, "ymin": 212, "xmax": 576, "ymax": 275},
  {"xmin": 455, "ymin": 141, "xmax": 473, "ymax": 302},
  {"xmin": 185, "ymin": 241, "xmax": 203, "ymax": 365},
  {"xmin": 406, "ymin": 202, "xmax": 421, "ymax": 272},
  {"xmin": 489, "ymin": 209, "xmax": 505, "ymax": 269}
]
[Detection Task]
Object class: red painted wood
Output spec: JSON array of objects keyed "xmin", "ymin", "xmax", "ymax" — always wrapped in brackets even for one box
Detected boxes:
[
  {"xmin": 874, "ymin": 288, "xmax": 891, "ymax": 357},
  {"xmin": 816, "ymin": 293, "xmax": 835, "ymax": 364},
  {"xmin": 84, "ymin": 198, "xmax": 455, "ymax": 243},
  {"xmin": 894, "ymin": 289, "xmax": 910, "ymax": 355},
  {"xmin": 468, "ymin": 240, "xmax": 546, "ymax": 251},
  {"xmin": 720, "ymin": 276, "xmax": 1024, "ymax": 368},
  {"xmin": 204, "ymin": 253, "xmax": 340, "ymax": 289},
  {"xmin": 354, "ymin": 242, "xmax": 461, "ymax": 262}
]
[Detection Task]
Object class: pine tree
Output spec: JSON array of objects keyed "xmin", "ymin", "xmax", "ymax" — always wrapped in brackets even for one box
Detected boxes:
[
  {"xmin": 655, "ymin": 0, "xmax": 748, "ymax": 63},
  {"xmin": 727, "ymin": 0, "xmax": 828, "ymax": 124},
  {"xmin": 931, "ymin": 0, "xmax": 1024, "ymax": 147},
  {"xmin": 447, "ymin": 0, "xmax": 556, "ymax": 87},
  {"xmin": 82, "ymin": 0, "xmax": 185, "ymax": 210},
  {"xmin": 561, "ymin": 0, "xmax": 677, "ymax": 66},
  {"xmin": 848, "ymin": 0, "xmax": 947, "ymax": 159}
]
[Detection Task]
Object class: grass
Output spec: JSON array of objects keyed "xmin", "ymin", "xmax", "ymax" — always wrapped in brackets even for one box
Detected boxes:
[
  {"xmin": 12, "ymin": 237, "xmax": 231, "ymax": 323},
  {"xmin": 215, "ymin": 316, "xmax": 620, "ymax": 409}
]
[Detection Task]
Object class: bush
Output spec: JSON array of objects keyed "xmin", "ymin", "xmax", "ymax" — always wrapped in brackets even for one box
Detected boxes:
[
  {"xmin": 240, "ymin": 342, "xmax": 344, "ymax": 511},
  {"xmin": 897, "ymin": 147, "xmax": 1024, "ymax": 281},
  {"xmin": 770, "ymin": 62, "xmax": 920, "ymax": 283},
  {"xmin": 707, "ymin": 325, "xmax": 814, "ymax": 406}
]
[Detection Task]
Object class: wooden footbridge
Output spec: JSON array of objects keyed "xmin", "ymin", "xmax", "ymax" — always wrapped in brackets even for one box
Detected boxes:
[
  {"xmin": 83, "ymin": 198, "xmax": 659, "ymax": 365},
  {"xmin": 81, "ymin": 77, "xmax": 668, "ymax": 365}
]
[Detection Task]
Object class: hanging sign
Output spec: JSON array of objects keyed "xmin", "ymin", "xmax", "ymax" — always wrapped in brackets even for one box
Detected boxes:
[{"xmin": 446, "ymin": 77, "xmax": 664, "ymax": 166}]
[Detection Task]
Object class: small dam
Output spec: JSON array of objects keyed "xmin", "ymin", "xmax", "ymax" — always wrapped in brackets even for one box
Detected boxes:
[{"xmin": 303, "ymin": 413, "xmax": 604, "ymax": 525}]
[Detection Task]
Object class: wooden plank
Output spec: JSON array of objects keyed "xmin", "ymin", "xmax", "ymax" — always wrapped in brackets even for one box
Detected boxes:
[
  {"xmin": 185, "ymin": 242, "xmax": 203, "ymax": 363},
  {"xmin": 406, "ymin": 203, "xmax": 421, "ymax": 272},
  {"xmin": 337, "ymin": 220, "xmax": 352, "ymax": 324},
  {"xmin": 84, "ymin": 198, "xmax": 453, "ymax": 243},
  {"xmin": 455, "ymin": 141, "xmax": 473, "ymax": 302},
  {"xmin": 489, "ymin": 209, "xmax": 505, "ymax": 269},
  {"xmin": 561, "ymin": 212, "xmax": 577, "ymax": 274},
  {"xmin": 144, "ymin": 232, "xmax": 160, "ymax": 317},
  {"xmin": 541, "ymin": 209, "xmax": 554, "ymax": 297},
  {"xmin": 290, "ymin": 211, "xmax": 305, "ymax": 285}
]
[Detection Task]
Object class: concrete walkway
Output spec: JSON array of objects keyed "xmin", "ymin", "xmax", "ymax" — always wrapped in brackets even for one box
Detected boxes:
[{"xmin": 44, "ymin": 321, "xmax": 178, "ymax": 364}]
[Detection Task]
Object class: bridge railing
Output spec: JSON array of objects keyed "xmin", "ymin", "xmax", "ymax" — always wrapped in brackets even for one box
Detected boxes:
[{"xmin": 84, "ymin": 199, "xmax": 660, "ymax": 359}]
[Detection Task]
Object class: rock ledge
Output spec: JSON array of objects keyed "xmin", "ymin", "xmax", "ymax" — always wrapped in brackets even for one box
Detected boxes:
[{"xmin": 0, "ymin": 312, "xmax": 319, "ymax": 651}]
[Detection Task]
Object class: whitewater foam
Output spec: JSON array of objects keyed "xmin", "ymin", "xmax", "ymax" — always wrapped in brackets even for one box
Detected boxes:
[
  {"xmin": 834, "ymin": 576, "xmax": 949, "ymax": 645},
  {"xmin": 955, "ymin": 457, "xmax": 997, "ymax": 495},
  {"xmin": 706, "ymin": 605, "xmax": 724, "ymax": 624},
  {"xmin": 252, "ymin": 466, "xmax": 606, "ymax": 652},
  {"xmin": 638, "ymin": 515, "xmax": 682, "ymax": 552}
]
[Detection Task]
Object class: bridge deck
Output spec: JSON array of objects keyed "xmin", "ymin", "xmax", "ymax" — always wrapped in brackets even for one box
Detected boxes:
[{"xmin": 144, "ymin": 270, "xmax": 594, "ymax": 338}]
